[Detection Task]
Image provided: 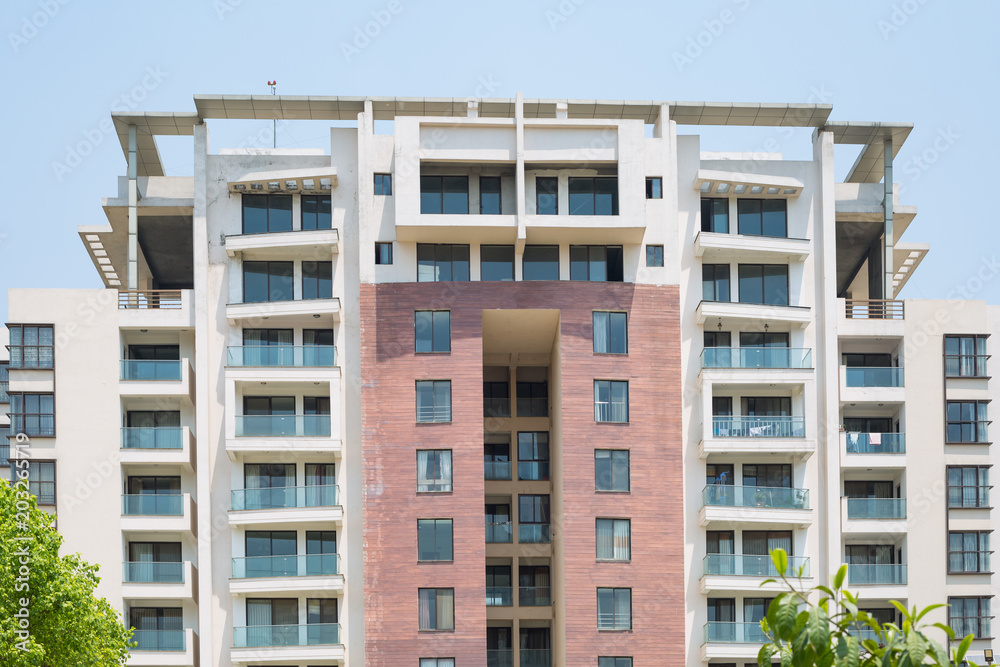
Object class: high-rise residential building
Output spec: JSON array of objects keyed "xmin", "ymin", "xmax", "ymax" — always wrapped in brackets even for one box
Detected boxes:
[{"xmin": 4, "ymin": 94, "xmax": 997, "ymax": 667}]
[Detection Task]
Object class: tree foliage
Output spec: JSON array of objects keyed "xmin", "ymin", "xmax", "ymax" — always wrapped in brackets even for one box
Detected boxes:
[
  {"xmin": 759, "ymin": 548, "xmax": 974, "ymax": 667},
  {"xmin": 0, "ymin": 479, "xmax": 132, "ymax": 666}
]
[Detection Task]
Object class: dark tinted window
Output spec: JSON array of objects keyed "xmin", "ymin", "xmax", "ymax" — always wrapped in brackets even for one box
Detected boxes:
[
  {"xmin": 481, "ymin": 245, "xmax": 515, "ymax": 281},
  {"xmin": 523, "ymin": 245, "xmax": 559, "ymax": 280},
  {"xmin": 242, "ymin": 195, "xmax": 292, "ymax": 234}
]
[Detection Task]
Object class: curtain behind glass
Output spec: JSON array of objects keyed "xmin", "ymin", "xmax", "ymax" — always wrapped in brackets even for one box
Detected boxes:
[
  {"xmin": 593, "ymin": 312, "xmax": 609, "ymax": 353},
  {"xmin": 613, "ymin": 520, "xmax": 630, "ymax": 560}
]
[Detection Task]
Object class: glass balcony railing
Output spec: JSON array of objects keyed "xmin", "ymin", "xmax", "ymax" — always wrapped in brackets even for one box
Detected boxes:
[
  {"xmin": 520, "ymin": 649, "xmax": 552, "ymax": 667},
  {"xmin": 120, "ymin": 360, "xmax": 182, "ymax": 381},
  {"xmin": 516, "ymin": 397, "xmax": 548, "ymax": 418},
  {"xmin": 122, "ymin": 494, "xmax": 184, "ymax": 516},
  {"xmin": 231, "ymin": 485, "xmax": 338, "ymax": 511},
  {"xmin": 487, "ymin": 649, "xmax": 514, "ymax": 667},
  {"xmin": 518, "ymin": 524, "xmax": 551, "ymax": 544},
  {"xmin": 484, "ymin": 397, "xmax": 511, "ymax": 418},
  {"xmin": 845, "ymin": 367, "xmax": 904, "ymax": 388},
  {"xmin": 486, "ymin": 586, "xmax": 513, "ymax": 606},
  {"xmin": 232, "ymin": 623, "xmax": 340, "ymax": 648},
  {"xmin": 121, "ymin": 427, "xmax": 183, "ymax": 450},
  {"xmin": 704, "ymin": 554, "xmax": 810, "ymax": 577},
  {"xmin": 232, "ymin": 553, "xmax": 339, "ymax": 578},
  {"xmin": 844, "ymin": 433, "xmax": 905, "ymax": 454},
  {"xmin": 486, "ymin": 522, "xmax": 513, "ymax": 543},
  {"xmin": 519, "ymin": 586, "xmax": 551, "ymax": 606},
  {"xmin": 227, "ymin": 346, "xmax": 337, "ymax": 367},
  {"xmin": 711, "ymin": 416, "xmax": 805, "ymax": 438},
  {"xmin": 132, "ymin": 629, "xmax": 186, "ymax": 652},
  {"xmin": 518, "ymin": 461, "xmax": 550, "ymax": 481},
  {"xmin": 847, "ymin": 563, "xmax": 907, "ymax": 585},
  {"xmin": 123, "ymin": 561, "xmax": 184, "ymax": 583},
  {"xmin": 846, "ymin": 498, "xmax": 906, "ymax": 519},
  {"xmin": 235, "ymin": 415, "xmax": 331, "ymax": 437},
  {"xmin": 485, "ymin": 460, "xmax": 511, "ymax": 480},
  {"xmin": 702, "ymin": 485, "xmax": 810, "ymax": 510},
  {"xmin": 701, "ymin": 347, "xmax": 813, "ymax": 369},
  {"xmin": 703, "ymin": 621, "xmax": 769, "ymax": 644}
]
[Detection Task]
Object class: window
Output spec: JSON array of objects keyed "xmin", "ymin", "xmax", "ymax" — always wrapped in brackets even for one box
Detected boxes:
[
  {"xmin": 374, "ymin": 173, "xmax": 392, "ymax": 196},
  {"xmin": 418, "ymin": 588, "xmax": 455, "ymax": 631},
  {"xmin": 519, "ymin": 566, "xmax": 550, "ymax": 606},
  {"xmin": 704, "ymin": 331, "xmax": 731, "ymax": 348},
  {"xmin": 518, "ymin": 494, "xmax": 551, "ymax": 543},
  {"xmin": 702, "ymin": 264, "xmax": 731, "ymax": 301},
  {"xmin": 949, "ymin": 597, "xmax": 992, "ymax": 639},
  {"xmin": 948, "ymin": 466, "xmax": 991, "ymax": 508},
  {"xmin": 0, "ymin": 362, "xmax": 8, "ymax": 404},
  {"xmin": 701, "ymin": 198, "xmax": 729, "ymax": 233},
  {"xmin": 420, "ymin": 660, "xmax": 455, "ymax": 667},
  {"xmin": 243, "ymin": 261, "xmax": 294, "ymax": 303},
  {"xmin": 415, "ymin": 311, "xmax": 451, "ymax": 353},
  {"xmin": 738, "ymin": 264, "xmax": 789, "ymax": 305},
  {"xmin": 480, "ymin": 176, "xmax": 502, "ymax": 214},
  {"xmin": 417, "ymin": 519, "xmax": 453, "ymax": 561},
  {"xmin": 536, "ymin": 177, "xmax": 558, "ymax": 215},
  {"xmin": 516, "ymin": 379, "xmax": 548, "ymax": 418},
  {"xmin": 599, "ymin": 658, "xmax": 633, "ymax": 667},
  {"xmin": 11, "ymin": 460, "xmax": 55, "ymax": 505},
  {"xmin": 483, "ymin": 378, "xmax": 510, "ymax": 418},
  {"xmin": 569, "ymin": 177, "xmax": 619, "ymax": 215},
  {"xmin": 244, "ymin": 531, "xmax": 296, "ymax": 577},
  {"xmin": 416, "ymin": 381, "xmax": 452, "ymax": 423},
  {"xmin": 947, "ymin": 401, "xmax": 989, "ymax": 443},
  {"xmin": 300, "ymin": 195, "xmax": 331, "ymax": 230},
  {"xmin": 645, "ymin": 177, "xmax": 662, "ymax": 199},
  {"xmin": 646, "ymin": 245, "xmax": 664, "ymax": 267},
  {"xmin": 8, "ymin": 325, "xmax": 54, "ymax": 369},
  {"xmin": 417, "ymin": 244, "xmax": 470, "ymax": 282},
  {"xmin": 594, "ymin": 380, "xmax": 628, "ymax": 423},
  {"xmin": 242, "ymin": 194, "xmax": 292, "ymax": 234},
  {"xmin": 597, "ymin": 587, "xmax": 632, "ymax": 630},
  {"xmin": 484, "ymin": 435, "xmax": 511, "ymax": 480},
  {"xmin": 129, "ymin": 607, "xmax": 183, "ymax": 649},
  {"xmin": 375, "ymin": 242, "xmax": 393, "ymax": 265},
  {"xmin": 737, "ymin": 199, "xmax": 787, "ymax": 237},
  {"xmin": 596, "ymin": 518, "xmax": 631, "ymax": 561},
  {"xmin": 307, "ymin": 598, "xmax": 338, "ymax": 640},
  {"xmin": 302, "ymin": 261, "xmax": 332, "ymax": 300},
  {"xmin": 571, "ymin": 246, "xmax": 623, "ymax": 282},
  {"xmin": 517, "ymin": 432, "xmax": 549, "ymax": 481},
  {"xmin": 10, "ymin": 393, "xmax": 55, "ymax": 437},
  {"xmin": 742, "ymin": 464, "xmax": 791, "ymax": 488},
  {"xmin": 949, "ymin": 532, "xmax": 991, "ymax": 573},
  {"xmin": 593, "ymin": 312, "xmax": 627, "ymax": 354},
  {"xmin": 595, "ymin": 450, "xmax": 630, "ymax": 492},
  {"xmin": 481, "ymin": 245, "xmax": 515, "ymax": 281},
  {"xmin": 420, "ymin": 176, "xmax": 469, "ymax": 214},
  {"xmin": 946, "ymin": 335, "xmax": 989, "ymax": 377},
  {"xmin": 522, "ymin": 245, "xmax": 559, "ymax": 280},
  {"xmin": 245, "ymin": 599, "xmax": 297, "ymax": 642},
  {"xmin": 416, "ymin": 450, "xmax": 452, "ymax": 492},
  {"xmin": 127, "ymin": 542, "xmax": 182, "ymax": 582},
  {"xmin": 740, "ymin": 331, "xmax": 789, "ymax": 347}
]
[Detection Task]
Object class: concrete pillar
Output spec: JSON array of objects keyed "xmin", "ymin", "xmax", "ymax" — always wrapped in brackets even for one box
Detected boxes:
[
  {"xmin": 515, "ymin": 92, "xmax": 526, "ymax": 253},
  {"xmin": 883, "ymin": 137, "xmax": 894, "ymax": 300},
  {"xmin": 127, "ymin": 125, "xmax": 138, "ymax": 295}
]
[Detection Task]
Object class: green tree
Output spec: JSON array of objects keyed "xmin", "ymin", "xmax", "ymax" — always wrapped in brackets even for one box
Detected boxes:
[
  {"xmin": 758, "ymin": 549, "xmax": 975, "ymax": 667},
  {"xmin": 0, "ymin": 478, "xmax": 132, "ymax": 666}
]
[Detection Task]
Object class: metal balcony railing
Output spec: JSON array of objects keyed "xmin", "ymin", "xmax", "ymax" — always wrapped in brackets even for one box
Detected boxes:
[
  {"xmin": 847, "ymin": 563, "xmax": 907, "ymax": 585},
  {"xmin": 701, "ymin": 347, "xmax": 813, "ymax": 369},
  {"xmin": 121, "ymin": 494, "xmax": 183, "ymax": 516},
  {"xmin": 703, "ymin": 554, "xmax": 810, "ymax": 577},
  {"xmin": 120, "ymin": 360, "xmax": 182, "ymax": 381},
  {"xmin": 119, "ymin": 290, "xmax": 183, "ymax": 310},
  {"xmin": 121, "ymin": 427, "xmax": 184, "ymax": 450},
  {"xmin": 232, "ymin": 623, "xmax": 340, "ymax": 648},
  {"xmin": 845, "ymin": 299, "xmax": 904, "ymax": 320},
  {"xmin": 711, "ymin": 416, "xmax": 805, "ymax": 438},
  {"xmin": 845, "ymin": 367, "xmax": 904, "ymax": 388},
  {"xmin": 232, "ymin": 554, "xmax": 339, "ymax": 578},
  {"xmin": 227, "ymin": 346, "xmax": 337, "ymax": 367},
  {"xmin": 235, "ymin": 415, "xmax": 331, "ymax": 437},
  {"xmin": 703, "ymin": 485, "xmax": 809, "ymax": 510},
  {"xmin": 131, "ymin": 629, "xmax": 186, "ymax": 651},
  {"xmin": 123, "ymin": 561, "xmax": 185, "ymax": 583},
  {"xmin": 231, "ymin": 485, "xmax": 338, "ymax": 511},
  {"xmin": 845, "ymin": 498, "xmax": 906, "ymax": 519},
  {"xmin": 844, "ymin": 432, "xmax": 905, "ymax": 454}
]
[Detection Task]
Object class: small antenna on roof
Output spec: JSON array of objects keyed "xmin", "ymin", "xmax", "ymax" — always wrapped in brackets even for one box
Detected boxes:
[{"xmin": 268, "ymin": 80, "xmax": 277, "ymax": 148}]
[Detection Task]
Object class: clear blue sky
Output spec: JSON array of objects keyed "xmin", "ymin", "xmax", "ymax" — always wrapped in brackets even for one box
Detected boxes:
[{"xmin": 2, "ymin": 0, "xmax": 998, "ymax": 315}]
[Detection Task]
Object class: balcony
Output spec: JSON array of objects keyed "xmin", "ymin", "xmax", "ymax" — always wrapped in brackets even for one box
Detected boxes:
[
  {"xmin": 846, "ymin": 498, "xmax": 906, "ymax": 519},
  {"xmin": 225, "ymin": 227, "xmax": 339, "ymax": 260},
  {"xmin": 516, "ymin": 397, "xmax": 549, "ymax": 419},
  {"xmin": 838, "ymin": 298, "xmax": 905, "ymax": 338},
  {"xmin": 122, "ymin": 494, "xmax": 183, "ymax": 516},
  {"xmin": 485, "ymin": 460, "xmax": 512, "ymax": 481},
  {"xmin": 119, "ymin": 359, "xmax": 194, "ymax": 402},
  {"xmin": 397, "ymin": 213, "xmax": 517, "ymax": 244},
  {"xmin": 487, "ymin": 649, "xmax": 514, "ymax": 667},
  {"xmin": 226, "ymin": 297, "xmax": 341, "ymax": 325},
  {"xmin": 519, "ymin": 586, "xmax": 551, "ymax": 607},
  {"xmin": 230, "ymin": 554, "xmax": 343, "ymax": 596},
  {"xmin": 844, "ymin": 432, "xmax": 905, "ymax": 454},
  {"xmin": 119, "ymin": 427, "xmax": 195, "ymax": 471},
  {"xmin": 518, "ymin": 461, "xmax": 550, "ymax": 481},
  {"xmin": 484, "ymin": 397, "xmax": 511, "ymax": 418},
  {"xmin": 701, "ymin": 485, "xmax": 811, "ymax": 527},
  {"xmin": 486, "ymin": 522, "xmax": 513, "ymax": 543},
  {"xmin": 702, "ymin": 416, "xmax": 813, "ymax": 459},
  {"xmin": 228, "ymin": 346, "xmax": 337, "ymax": 367},
  {"xmin": 694, "ymin": 231, "xmax": 811, "ymax": 263},
  {"xmin": 235, "ymin": 415, "xmax": 331, "ymax": 437},
  {"xmin": 518, "ymin": 648, "xmax": 552, "ymax": 667},
  {"xmin": 486, "ymin": 586, "xmax": 513, "ymax": 606},
  {"xmin": 844, "ymin": 299, "xmax": 904, "ymax": 320},
  {"xmin": 124, "ymin": 561, "xmax": 184, "ymax": 583},
  {"xmin": 128, "ymin": 628, "xmax": 198, "ymax": 667},
  {"xmin": 122, "ymin": 561, "xmax": 197, "ymax": 601},
  {"xmin": 711, "ymin": 416, "xmax": 805, "ymax": 439},
  {"xmin": 118, "ymin": 289, "xmax": 195, "ymax": 329},
  {"xmin": 518, "ymin": 524, "xmax": 551, "ymax": 544},
  {"xmin": 701, "ymin": 555, "xmax": 811, "ymax": 594},
  {"xmin": 231, "ymin": 623, "xmax": 344, "ymax": 664},
  {"xmin": 229, "ymin": 485, "xmax": 342, "ymax": 526},
  {"xmin": 846, "ymin": 563, "xmax": 908, "ymax": 585},
  {"xmin": 702, "ymin": 620, "xmax": 768, "ymax": 660},
  {"xmin": 121, "ymin": 360, "xmax": 182, "ymax": 381},
  {"xmin": 701, "ymin": 347, "xmax": 812, "ymax": 370},
  {"xmin": 227, "ymin": 413, "xmax": 339, "ymax": 460},
  {"xmin": 839, "ymin": 366, "xmax": 904, "ymax": 405},
  {"xmin": 121, "ymin": 493, "xmax": 197, "ymax": 536},
  {"xmin": 845, "ymin": 367, "xmax": 904, "ymax": 388},
  {"xmin": 696, "ymin": 300, "xmax": 812, "ymax": 328}
]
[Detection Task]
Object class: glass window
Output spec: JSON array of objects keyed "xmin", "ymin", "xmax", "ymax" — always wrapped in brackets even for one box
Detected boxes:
[
  {"xmin": 415, "ymin": 311, "xmax": 451, "ymax": 353},
  {"xmin": 570, "ymin": 246, "xmax": 624, "ymax": 282},
  {"xmin": 302, "ymin": 261, "xmax": 332, "ymax": 300},
  {"xmin": 517, "ymin": 432, "xmax": 550, "ymax": 481},
  {"xmin": 597, "ymin": 587, "xmax": 631, "ymax": 630},
  {"xmin": 569, "ymin": 177, "xmax": 619, "ymax": 215},
  {"xmin": 375, "ymin": 242, "xmax": 393, "ymax": 265},
  {"xmin": 645, "ymin": 177, "xmax": 662, "ymax": 199},
  {"xmin": 307, "ymin": 597, "xmax": 338, "ymax": 626},
  {"xmin": 701, "ymin": 198, "xmax": 729, "ymax": 233},
  {"xmin": 595, "ymin": 450, "xmax": 630, "ymax": 492},
  {"xmin": 945, "ymin": 335, "xmax": 988, "ymax": 377},
  {"xmin": 599, "ymin": 659, "xmax": 633, "ymax": 667},
  {"xmin": 949, "ymin": 532, "xmax": 990, "ymax": 573},
  {"xmin": 740, "ymin": 332, "xmax": 789, "ymax": 347},
  {"xmin": 947, "ymin": 401, "xmax": 989, "ymax": 443},
  {"xmin": 738, "ymin": 199, "xmax": 787, "ymax": 237},
  {"xmin": 484, "ymin": 436, "xmax": 511, "ymax": 480},
  {"xmin": 516, "ymin": 380, "xmax": 548, "ymax": 418},
  {"xmin": 420, "ymin": 176, "xmax": 469, "ymax": 214},
  {"xmin": 9, "ymin": 393, "xmax": 55, "ymax": 437},
  {"xmin": 242, "ymin": 194, "xmax": 292, "ymax": 234},
  {"xmin": 702, "ymin": 264, "xmax": 731, "ymax": 301},
  {"xmin": 300, "ymin": 195, "xmax": 331, "ymax": 230},
  {"xmin": 523, "ymin": 245, "xmax": 559, "ymax": 280},
  {"xmin": 8, "ymin": 325, "xmax": 54, "ymax": 369},
  {"xmin": 416, "ymin": 450, "xmax": 452, "ymax": 492},
  {"xmin": 243, "ymin": 261, "xmax": 294, "ymax": 303},
  {"xmin": 480, "ymin": 176, "xmax": 502, "ymax": 214},
  {"xmin": 481, "ymin": 245, "xmax": 515, "ymax": 281},
  {"xmin": 596, "ymin": 518, "xmax": 631, "ymax": 561},
  {"xmin": 536, "ymin": 177, "xmax": 558, "ymax": 215},
  {"xmin": 374, "ymin": 173, "xmax": 392, "ymax": 196},
  {"xmin": 418, "ymin": 588, "xmax": 455, "ymax": 631},
  {"xmin": 593, "ymin": 312, "xmax": 627, "ymax": 354},
  {"xmin": 416, "ymin": 381, "xmax": 451, "ymax": 423},
  {"xmin": 742, "ymin": 464, "xmax": 791, "ymax": 488},
  {"xmin": 417, "ymin": 244, "xmax": 470, "ymax": 282},
  {"xmin": 594, "ymin": 380, "xmax": 629, "ymax": 423},
  {"xmin": 417, "ymin": 519, "xmax": 453, "ymax": 561},
  {"xmin": 10, "ymin": 460, "xmax": 55, "ymax": 504},
  {"xmin": 738, "ymin": 264, "xmax": 789, "ymax": 305},
  {"xmin": 420, "ymin": 660, "xmax": 455, "ymax": 667},
  {"xmin": 948, "ymin": 466, "xmax": 990, "ymax": 508},
  {"xmin": 704, "ymin": 331, "xmax": 732, "ymax": 348},
  {"xmin": 518, "ymin": 495, "xmax": 550, "ymax": 526},
  {"xmin": 949, "ymin": 597, "xmax": 991, "ymax": 639},
  {"xmin": 646, "ymin": 245, "xmax": 664, "ymax": 267},
  {"xmin": 483, "ymin": 380, "xmax": 510, "ymax": 418}
]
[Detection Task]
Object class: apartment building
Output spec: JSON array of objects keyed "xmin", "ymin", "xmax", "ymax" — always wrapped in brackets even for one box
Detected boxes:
[{"xmin": 3, "ymin": 94, "xmax": 996, "ymax": 667}]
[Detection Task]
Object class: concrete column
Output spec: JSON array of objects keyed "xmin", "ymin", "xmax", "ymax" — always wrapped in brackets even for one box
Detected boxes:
[
  {"xmin": 515, "ymin": 92, "xmax": 526, "ymax": 253},
  {"xmin": 883, "ymin": 137, "xmax": 894, "ymax": 300},
  {"xmin": 127, "ymin": 125, "xmax": 138, "ymax": 294}
]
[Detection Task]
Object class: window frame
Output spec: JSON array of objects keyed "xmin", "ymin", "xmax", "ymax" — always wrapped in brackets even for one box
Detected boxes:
[
  {"xmin": 522, "ymin": 245, "xmax": 559, "ymax": 280},
  {"xmin": 948, "ymin": 465, "xmax": 992, "ymax": 508},
  {"xmin": 7, "ymin": 324, "xmax": 54, "ymax": 369},
  {"xmin": 595, "ymin": 449, "xmax": 630, "ymax": 492},
  {"xmin": 374, "ymin": 173, "xmax": 393, "ymax": 196},
  {"xmin": 645, "ymin": 177, "xmax": 662, "ymax": 199},
  {"xmin": 416, "ymin": 244, "xmax": 470, "ymax": 282},
  {"xmin": 479, "ymin": 176, "xmax": 502, "ymax": 214},
  {"xmin": 416, "ymin": 380, "xmax": 452, "ymax": 423},
  {"xmin": 702, "ymin": 264, "xmax": 731, "ymax": 302},
  {"xmin": 596, "ymin": 518, "xmax": 631, "ymax": 561},
  {"xmin": 416, "ymin": 450, "xmax": 453, "ymax": 493},
  {"xmin": 570, "ymin": 245, "xmax": 624, "ymax": 282},
  {"xmin": 596, "ymin": 587, "xmax": 632, "ymax": 631},
  {"xmin": 593, "ymin": 311, "xmax": 628, "ymax": 355},
  {"xmin": 375, "ymin": 242, "xmax": 393, "ymax": 265},
  {"xmin": 737, "ymin": 264, "xmax": 789, "ymax": 306},
  {"xmin": 10, "ymin": 459, "xmax": 56, "ymax": 505},
  {"xmin": 417, "ymin": 518, "xmax": 454, "ymax": 562},
  {"xmin": 568, "ymin": 177, "xmax": 619, "ymax": 216},
  {"xmin": 948, "ymin": 596, "xmax": 993, "ymax": 639},
  {"xmin": 420, "ymin": 175, "xmax": 469, "ymax": 215},
  {"xmin": 737, "ymin": 198, "xmax": 788, "ymax": 237},
  {"xmin": 241, "ymin": 193, "xmax": 293, "ymax": 235},
  {"xmin": 701, "ymin": 197, "xmax": 730, "ymax": 233},
  {"xmin": 945, "ymin": 334, "xmax": 990, "ymax": 378},
  {"xmin": 418, "ymin": 588, "xmax": 455, "ymax": 632},
  {"xmin": 536, "ymin": 177, "xmax": 558, "ymax": 215},
  {"xmin": 948, "ymin": 531, "xmax": 991, "ymax": 574},
  {"xmin": 415, "ymin": 311, "xmax": 451, "ymax": 354},
  {"xmin": 300, "ymin": 194, "xmax": 332, "ymax": 231},
  {"xmin": 599, "ymin": 658, "xmax": 634, "ymax": 667},
  {"xmin": 301, "ymin": 261, "xmax": 333, "ymax": 300},
  {"xmin": 594, "ymin": 380, "xmax": 629, "ymax": 423},
  {"xmin": 243, "ymin": 260, "xmax": 294, "ymax": 303},
  {"xmin": 646, "ymin": 245, "xmax": 664, "ymax": 267},
  {"xmin": 419, "ymin": 660, "xmax": 456, "ymax": 667},
  {"xmin": 946, "ymin": 400, "xmax": 990, "ymax": 444},
  {"xmin": 480, "ymin": 245, "xmax": 515, "ymax": 282},
  {"xmin": 9, "ymin": 393, "xmax": 55, "ymax": 437}
]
